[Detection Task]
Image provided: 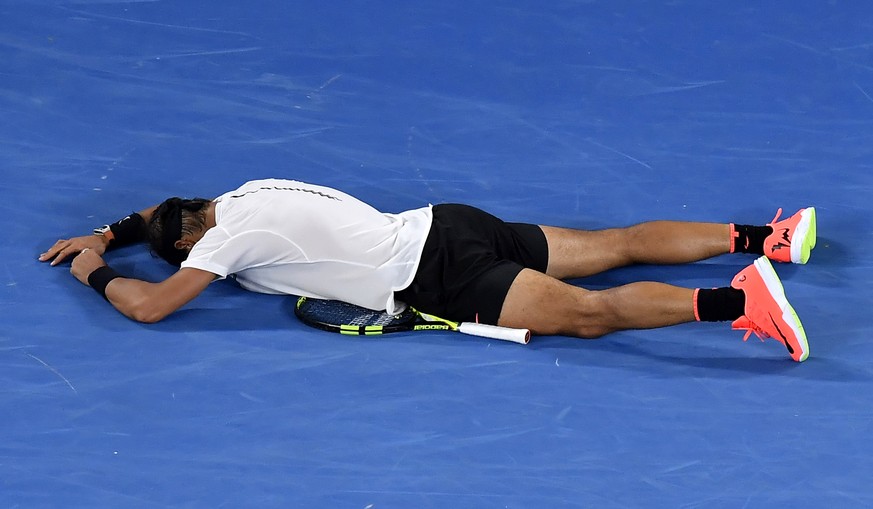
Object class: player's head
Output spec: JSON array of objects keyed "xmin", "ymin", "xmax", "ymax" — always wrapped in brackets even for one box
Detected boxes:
[{"xmin": 148, "ymin": 197, "xmax": 212, "ymax": 266}]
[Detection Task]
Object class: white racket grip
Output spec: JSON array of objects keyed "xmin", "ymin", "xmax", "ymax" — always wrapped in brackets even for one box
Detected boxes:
[{"xmin": 458, "ymin": 322, "xmax": 530, "ymax": 344}]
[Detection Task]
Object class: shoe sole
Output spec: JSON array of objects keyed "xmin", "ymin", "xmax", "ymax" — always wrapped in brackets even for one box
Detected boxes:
[
  {"xmin": 791, "ymin": 207, "xmax": 817, "ymax": 264},
  {"xmin": 753, "ymin": 256, "xmax": 810, "ymax": 362}
]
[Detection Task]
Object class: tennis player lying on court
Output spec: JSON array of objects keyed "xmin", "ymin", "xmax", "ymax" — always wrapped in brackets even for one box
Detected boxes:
[{"xmin": 40, "ymin": 178, "xmax": 817, "ymax": 362}]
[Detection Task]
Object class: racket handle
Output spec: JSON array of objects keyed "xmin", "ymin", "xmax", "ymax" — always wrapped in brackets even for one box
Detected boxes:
[{"xmin": 458, "ymin": 322, "xmax": 530, "ymax": 344}]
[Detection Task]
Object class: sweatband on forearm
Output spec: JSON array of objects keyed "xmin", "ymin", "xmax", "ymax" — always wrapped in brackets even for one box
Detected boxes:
[
  {"xmin": 104, "ymin": 213, "xmax": 147, "ymax": 250},
  {"xmin": 87, "ymin": 265, "xmax": 123, "ymax": 301}
]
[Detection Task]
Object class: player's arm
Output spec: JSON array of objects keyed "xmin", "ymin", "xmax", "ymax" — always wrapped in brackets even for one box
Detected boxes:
[
  {"xmin": 70, "ymin": 248, "xmax": 216, "ymax": 323},
  {"xmin": 39, "ymin": 205, "xmax": 159, "ymax": 266}
]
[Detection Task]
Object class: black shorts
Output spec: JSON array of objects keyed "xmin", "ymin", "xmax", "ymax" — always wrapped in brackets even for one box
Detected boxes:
[{"xmin": 395, "ymin": 204, "xmax": 549, "ymax": 325}]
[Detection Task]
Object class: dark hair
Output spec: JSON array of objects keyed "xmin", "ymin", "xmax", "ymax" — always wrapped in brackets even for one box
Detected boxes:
[{"xmin": 148, "ymin": 197, "xmax": 211, "ymax": 266}]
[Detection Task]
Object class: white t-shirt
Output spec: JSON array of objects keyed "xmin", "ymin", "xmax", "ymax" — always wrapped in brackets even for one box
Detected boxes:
[{"xmin": 180, "ymin": 179, "xmax": 433, "ymax": 313}]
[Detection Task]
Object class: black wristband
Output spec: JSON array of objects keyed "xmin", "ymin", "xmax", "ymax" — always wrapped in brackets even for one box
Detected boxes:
[
  {"xmin": 100, "ymin": 213, "xmax": 147, "ymax": 250},
  {"xmin": 87, "ymin": 265, "xmax": 123, "ymax": 301}
]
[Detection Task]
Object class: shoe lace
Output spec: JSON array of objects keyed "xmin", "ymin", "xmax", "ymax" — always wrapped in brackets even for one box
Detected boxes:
[
  {"xmin": 733, "ymin": 317, "xmax": 770, "ymax": 343},
  {"xmin": 770, "ymin": 207, "xmax": 783, "ymax": 225}
]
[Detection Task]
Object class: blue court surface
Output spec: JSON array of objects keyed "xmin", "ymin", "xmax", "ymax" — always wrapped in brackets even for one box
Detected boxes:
[{"xmin": 3, "ymin": 1, "xmax": 873, "ymax": 508}]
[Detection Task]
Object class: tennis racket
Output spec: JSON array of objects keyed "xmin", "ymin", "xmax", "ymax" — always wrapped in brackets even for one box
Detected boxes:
[{"xmin": 294, "ymin": 297, "xmax": 530, "ymax": 344}]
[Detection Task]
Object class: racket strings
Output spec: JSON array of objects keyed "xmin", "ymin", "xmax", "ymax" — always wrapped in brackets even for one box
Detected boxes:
[{"xmin": 297, "ymin": 299, "xmax": 414, "ymax": 327}]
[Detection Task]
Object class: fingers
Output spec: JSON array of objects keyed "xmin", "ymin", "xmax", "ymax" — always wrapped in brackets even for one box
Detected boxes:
[
  {"xmin": 41, "ymin": 236, "xmax": 109, "ymax": 266},
  {"xmin": 39, "ymin": 239, "xmax": 76, "ymax": 266},
  {"xmin": 70, "ymin": 249, "xmax": 106, "ymax": 285},
  {"xmin": 38, "ymin": 239, "xmax": 66, "ymax": 264}
]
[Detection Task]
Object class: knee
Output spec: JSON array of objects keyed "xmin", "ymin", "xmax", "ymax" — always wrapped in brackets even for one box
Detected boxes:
[
  {"xmin": 617, "ymin": 225, "xmax": 646, "ymax": 260},
  {"xmin": 562, "ymin": 291, "xmax": 618, "ymax": 339},
  {"xmin": 603, "ymin": 226, "xmax": 640, "ymax": 266},
  {"xmin": 574, "ymin": 323, "xmax": 613, "ymax": 339},
  {"xmin": 575, "ymin": 326, "xmax": 610, "ymax": 339}
]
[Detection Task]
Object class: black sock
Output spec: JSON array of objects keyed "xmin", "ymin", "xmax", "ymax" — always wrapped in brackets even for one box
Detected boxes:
[
  {"xmin": 731, "ymin": 224, "xmax": 772, "ymax": 255},
  {"xmin": 695, "ymin": 287, "xmax": 745, "ymax": 322}
]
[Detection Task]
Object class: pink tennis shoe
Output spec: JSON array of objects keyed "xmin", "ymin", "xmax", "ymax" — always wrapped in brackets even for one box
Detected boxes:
[
  {"xmin": 730, "ymin": 256, "xmax": 810, "ymax": 362},
  {"xmin": 764, "ymin": 207, "xmax": 817, "ymax": 264}
]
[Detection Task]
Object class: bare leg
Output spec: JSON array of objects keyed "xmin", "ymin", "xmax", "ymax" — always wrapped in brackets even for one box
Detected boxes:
[
  {"xmin": 498, "ymin": 269, "xmax": 695, "ymax": 338},
  {"xmin": 541, "ymin": 222, "xmax": 731, "ymax": 279}
]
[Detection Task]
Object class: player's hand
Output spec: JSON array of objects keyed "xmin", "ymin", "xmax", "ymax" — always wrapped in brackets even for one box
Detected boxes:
[
  {"xmin": 70, "ymin": 249, "xmax": 107, "ymax": 286},
  {"xmin": 39, "ymin": 235, "xmax": 109, "ymax": 266}
]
